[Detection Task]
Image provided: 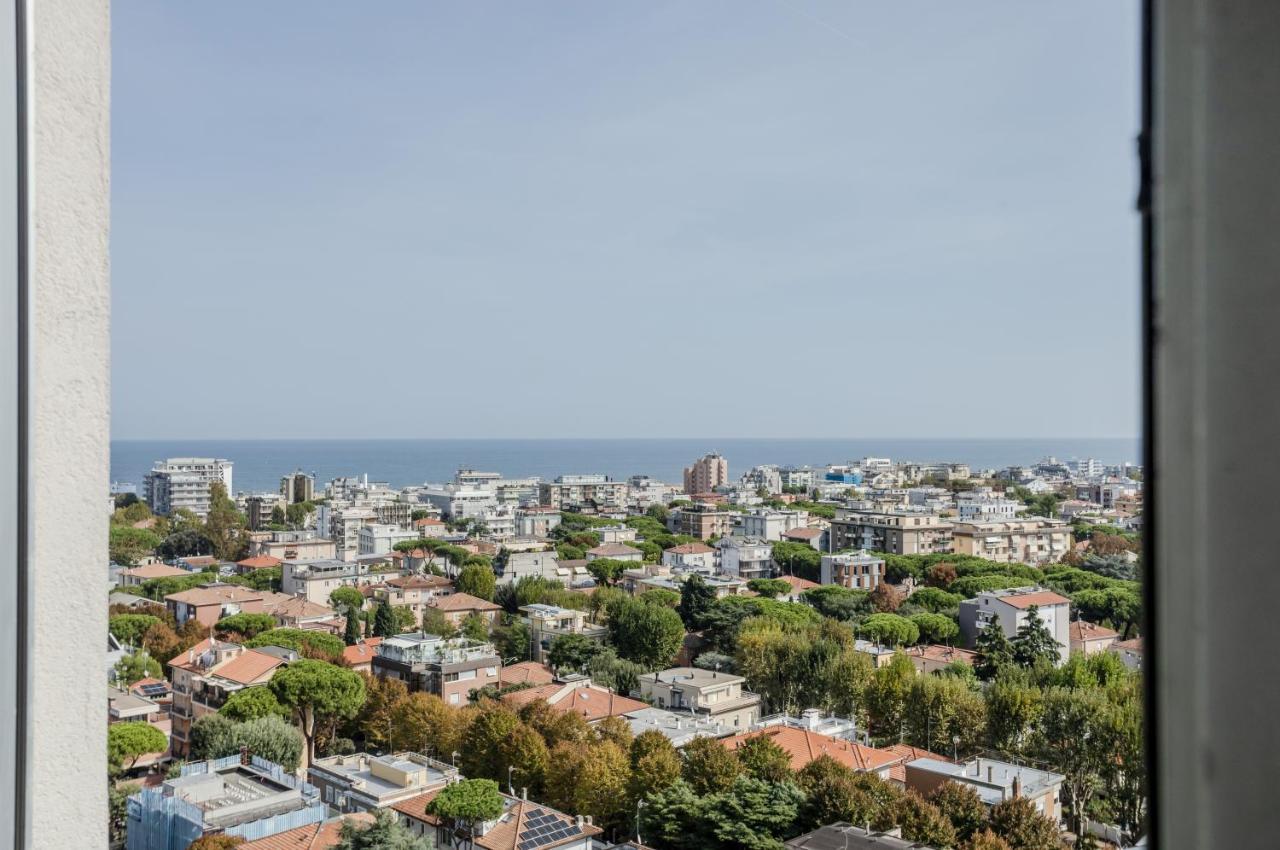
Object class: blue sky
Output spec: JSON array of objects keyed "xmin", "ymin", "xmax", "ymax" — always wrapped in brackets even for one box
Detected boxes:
[{"xmin": 112, "ymin": 1, "xmax": 1140, "ymax": 440}]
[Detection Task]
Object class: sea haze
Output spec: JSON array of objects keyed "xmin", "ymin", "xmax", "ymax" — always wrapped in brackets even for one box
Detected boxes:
[{"xmin": 111, "ymin": 437, "xmax": 1141, "ymax": 496}]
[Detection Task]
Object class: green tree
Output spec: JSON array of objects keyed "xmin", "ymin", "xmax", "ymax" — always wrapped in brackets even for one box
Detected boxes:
[
  {"xmin": 419, "ymin": 606, "xmax": 455, "ymax": 638},
  {"xmin": 343, "ymin": 610, "xmax": 363, "ymax": 646},
  {"xmin": 629, "ymin": 729, "xmax": 682, "ymax": 802},
  {"xmin": 459, "ymin": 703, "xmax": 521, "ymax": 783},
  {"xmin": 236, "ymin": 715, "xmax": 305, "ymax": 773},
  {"xmin": 985, "ymin": 671, "xmax": 1043, "ymax": 754},
  {"xmin": 911, "ymin": 587, "xmax": 965, "ymax": 613},
  {"xmin": 247, "ymin": 628, "xmax": 345, "ymax": 663},
  {"xmin": 220, "ymin": 687, "xmax": 289, "ymax": 722},
  {"xmin": 585, "ymin": 558, "xmax": 629, "ymax": 587},
  {"xmin": 189, "ymin": 836, "xmax": 244, "ymax": 850},
  {"xmin": 460, "ymin": 612, "xmax": 490, "ymax": 642},
  {"xmin": 109, "ymin": 526, "xmax": 163, "ymax": 566},
  {"xmin": 988, "ymin": 796, "xmax": 1062, "ymax": 850},
  {"xmin": 269, "ymin": 660, "xmax": 366, "ymax": 765},
  {"xmin": 114, "ymin": 651, "xmax": 162, "ymax": 685},
  {"xmin": 1034, "ymin": 686, "xmax": 1111, "ymax": 835},
  {"xmin": 909, "ymin": 612, "xmax": 960, "ymax": 644},
  {"xmin": 109, "ymin": 614, "xmax": 162, "ymax": 647},
  {"xmin": 110, "ymin": 782, "xmax": 141, "ymax": 845},
  {"xmin": 681, "ymin": 736, "xmax": 743, "ymax": 795},
  {"xmin": 608, "ymin": 597, "xmax": 685, "ymax": 669},
  {"xmin": 859, "ymin": 613, "xmax": 920, "ymax": 647},
  {"xmin": 1011, "ymin": 607, "xmax": 1061, "ymax": 669},
  {"xmin": 543, "ymin": 740, "xmax": 632, "ymax": 836},
  {"xmin": 547, "ymin": 633, "xmax": 603, "ymax": 672},
  {"xmin": 930, "ymin": 781, "xmax": 988, "ymax": 841},
  {"xmin": 676, "ymin": 573, "xmax": 718, "ymax": 629},
  {"xmin": 334, "ymin": 809, "xmax": 435, "ymax": 850},
  {"xmin": 802, "ymin": 585, "xmax": 869, "ymax": 621},
  {"xmin": 500, "ymin": 723, "xmax": 551, "ymax": 798},
  {"xmin": 214, "ymin": 613, "xmax": 278, "ymax": 640},
  {"xmin": 974, "ymin": 621, "xmax": 1014, "ymax": 680},
  {"xmin": 734, "ymin": 734, "xmax": 793, "ymax": 783},
  {"xmin": 894, "ymin": 792, "xmax": 958, "ymax": 848},
  {"xmin": 746, "ymin": 578, "xmax": 792, "ymax": 599},
  {"xmin": 204, "ymin": 482, "xmax": 249, "ymax": 561},
  {"xmin": 427, "ymin": 779, "xmax": 504, "ymax": 847},
  {"xmin": 865, "ymin": 652, "xmax": 917, "ymax": 740},
  {"xmin": 771, "ymin": 540, "xmax": 822, "ymax": 581},
  {"xmin": 455, "ymin": 564, "xmax": 497, "ymax": 601},
  {"xmin": 961, "ymin": 829, "xmax": 1013, "ymax": 850},
  {"xmin": 108, "ymin": 722, "xmax": 168, "ymax": 771},
  {"xmin": 189, "ymin": 714, "xmax": 240, "ymax": 762},
  {"xmin": 329, "ymin": 587, "xmax": 365, "ymax": 614},
  {"xmin": 373, "ymin": 601, "xmax": 397, "ymax": 638}
]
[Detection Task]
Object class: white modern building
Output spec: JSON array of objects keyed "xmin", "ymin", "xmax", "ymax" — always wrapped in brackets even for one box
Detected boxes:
[
  {"xmin": 143, "ymin": 457, "xmax": 233, "ymax": 518},
  {"xmin": 357, "ymin": 523, "xmax": 419, "ymax": 557},
  {"xmin": 718, "ymin": 536, "xmax": 774, "ymax": 580},
  {"xmin": 737, "ymin": 508, "xmax": 809, "ymax": 541},
  {"xmin": 958, "ymin": 587, "xmax": 1072, "ymax": 664}
]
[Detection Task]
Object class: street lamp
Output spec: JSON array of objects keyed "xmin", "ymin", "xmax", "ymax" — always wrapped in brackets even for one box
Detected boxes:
[
  {"xmin": 636, "ymin": 799, "xmax": 647, "ymax": 846},
  {"xmin": 451, "ymin": 750, "xmax": 460, "ymax": 767},
  {"xmin": 952, "ymin": 734, "xmax": 961, "ymax": 762}
]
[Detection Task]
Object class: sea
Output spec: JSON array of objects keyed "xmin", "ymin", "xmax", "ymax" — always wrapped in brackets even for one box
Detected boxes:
[{"xmin": 110, "ymin": 438, "xmax": 1141, "ymax": 496}]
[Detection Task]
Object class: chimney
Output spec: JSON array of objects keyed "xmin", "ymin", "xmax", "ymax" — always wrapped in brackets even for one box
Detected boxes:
[
  {"xmin": 239, "ymin": 745, "xmax": 251, "ymax": 766},
  {"xmin": 585, "ymin": 816, "xmax": 593, "ymax": 826},
  {"xmin": 987, "ymin": 766, "xmax": 993, "ymax": 783},
  {"xmin": 576, "ymin": 816, "xmax": 584, "ymax": 828},
  {"xmin": 521, "ymin": 787, "xmax": 528, "ymax": 800},
  {"xmin": 1012, "ymin": 774, "xmax": 1022, "ymax": 799}
]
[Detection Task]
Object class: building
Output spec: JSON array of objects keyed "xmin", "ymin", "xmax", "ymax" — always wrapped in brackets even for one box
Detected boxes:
[
  {"xmin": 738, "ymin": 508, "xmax": 809, "ymax": 541},
  {"xmin": 247, "ymin": 530, "xmax": 337, "ymax": 562},
  {"xmin": 637, "ymin": 667, "xmax": 761, "ymax": 729},
  {"xmin": 372, "ymin": 574, "xmax": 456, "ymax": 626},
  {"xmin": 786, "ymin": 823, "xmax": 937, "ymax": 850},
  {"xmin": 904, "ymin": 757, "xmax": 1065, "ymax": 823},
  {"xmin": 1069, "ymin": 620, "xmax": 1119, "ymax": 655},
  {"xmin": 497, "ymin": 550, "xmax": 561, "ymax": 585},
  {"xmin": 357, "ymin": 523, "xmax": 419, "ymax": 557},
  {"xmin": 307, "ymin": 751, "xmax": 457, "ymax": 814},
  {"xmin": 238, "ymin": 814, "xmax": 375, "ymax": 850},
  {"xmin": 661, "ymin": 542, "xmax": 716, "ymax": 572},
  {"xmin": 391, "ymin": 788, "xmax": 601, "ymax": 850},
  {"xmin": 537, "ymin": 474, "xmax": 628, "ymax": 510},
  {"xmin": 143, "ymin": 457, "xmax": 234, "ymax": 518},
  {"xmin": 668, "ymin": 503, "xmax": 734, "ymax": 540},
  {"xmin": 513, "ymin": 506, "xmax": 561, "ymax": 537},
  {"xmin": 243, "ymin": 493, "xmax": 285, "ymax": 531},
  {"xmin": 829, "ymin": 509, "xmax": 954, "ymax": 555},
  {"xmin": 904, "ymin": 644, "xmax": 978, "ymax": 675},
  {"xmin": 280, "ymin": 470, "xmax": 316, "ymax": 504},
  {"xmin": 594, "ymin": 524, "xmax": 638, "ymax": 544},
  {"xmin": 117, "ymin": 562, "xmax": 192, "ymax": 588},
  {"xmin": 958, "ymin": 587, "xmax": 1072, "ymax": 664},
  {"xmin": 165, "ymin": 583, "xmax": 271, "ymax": 627},
  {"xmin": 950, "ymin": 518, "xmax": 1073, "ymax": 565},
  {"xmin": 955, "ymin": 492, "xmax": 1020, "ymax": 521},
  {"xmin": 521, "ymin": 604, "xmax": 609, "ymax": 664},
  {"xmin": 819, "ymin": 551, "xmax": 885, "ymax": 591},
  {"xmin": 497, "ymin": 661, "xmax": 556, "ymax": 689},
  {"xmin": 1111, "ymin": 637, "xmax": 1144, "ymax": 671},
  {"xmin": 371, "ymin": 634, "xmax": 501, "ymax": 706},
  {"xmin": 779, "ymin": 466, "xmax": 816, "ymax": 491},
  {"xmin": 781, "ymin": 525, "xmax": 827, "ymax": 551},
  {"xmin": 342, "ymin": 638, "xmax": 383, "ymax": 673},
  {"xmin": 424, "ymin": 592, "xmax": 502, "ymax": 628},
  {"xmin": 721, "ymin": 723, "xmax": 900, "ymax": 780},
  {"xmin": 167, "ymin": 638, "xmax": 293, "ymax": 757},
  {"xmin": 717, "ymin": 537, "xmax": 773, "ymax": 580},
  {"xmin": 502, "ymin": 679, "xmax": 650, "ymax": 722},
  {"xmin": 585, "ymin": 542, "xmax": 643, "ymax": 562},
  {"xmin": 740, "ymin": 465, "xmax": 783, "ymax": 495},
  {"xmin": 126, "ymin": 754, "xmax": 325, "ymax": 850},
  {"xmin": 683, "ymin": 453, "xmax": 729, "ymax": 495}
]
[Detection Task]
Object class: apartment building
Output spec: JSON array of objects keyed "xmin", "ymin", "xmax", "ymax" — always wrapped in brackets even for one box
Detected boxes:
[
  {"xmin": 165, "ymin": 583, "xmax": 273, "ymax": 627},
  {"xmin": 779, "ymin": 466, "xmax": 816, "ymax": 491},
  {"xmin": 958, "ymin": 587, "xmax": 1071, "ymax": 664},
  {"xmin": 662, "ymin": 542, "xmax": 716, "ymax": 572},
  {"xmin": 683, "ymin": 453, "xmax": 729, "ymax": 494},
  {"xmin": 371, "ymin": 634, "xmax": 502, "ymax": 706},
  {"xmin": 740, "ymin": 465, "xmax": 782, "ymax": 495},
  {"xmin": 522, "ymin": 604, "xmax": 609, "ymax": 664},
  {"xmin": 241, "ymin": 493, "xmax": 284, "ymax": 531},
  {"xmin": 280, "ymin": 470, "xmax": 316, "ymax": 504},
  {"xmin": 392, "ymin": 788, "xmax": 601, "ymax": 850},
  {"xmin": 829, "ymin": 508, "xmax": 954, "ymax": 555},
  {"xmin": 955, "ymin": 491, "xmax": 1020, "ymax": 521},
  {"xmin": 514, "ymin": 505, "xmax": 562, "ymax": 537},
  {"xmin": 819, "ymin": 551, "xmax": 885, "ymax": 591},
  {"xmin": 246, "ymin": 529, "xmax": 336, "ymax": 561},
  {"xmin": 308, "ymin": 751, "xmax": 457, "ymax": 813},
  {"xmin": 497, "ymin": 550, "xmax": 561, "ymax": 585},
  {"xmin": 638, "ymin": 667, "xmax": 762, "ymax": 729},
  {"xmin": 950, "ymin": 517, "xmax": 1073, "ymax": 564},
  {"xmin": 668, "ymin": 503, "xmax": 734, "ymax": 540},
  {"xmin": 537, "ymin": 474, "xmax": 628, "ymax": 510},
  {"xmin": 737, "ymin": 508, "xmax": 810, "ymax": 541},
  {"xmin": 282, "ymin": 559, "xmax": 387, "ymax": 605},
  {"xmin": 142, "ymin": 457, "xmax": 233, "ymax": 518},
  {"xmin": 425, "ymin": 592, "xmax": 502, "ymax": 628},
  {"xmin": 167, "ymin": 638, "xmax": 294, "ymax": 757},
  {"xmin": 717, "ymin": 537, "xmax": 773, "ymax": 580},
  {"xmin": 904, "ymin": 757, "xmax": 1065, "ymax": 823},
  {"xmin": 126, "ymin": 755, "xmax": 325, "ymax": 850},
  {"xmin": 357, "ymin": 523, "xmax": 419, "ymax": 556}
]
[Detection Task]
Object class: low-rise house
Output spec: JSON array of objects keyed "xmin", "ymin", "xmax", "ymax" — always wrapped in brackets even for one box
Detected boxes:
[
  {"xmin": 595, "ymin": 524, "xmax": 638, "ymax": 544},
  {"xmin": 774, "ymin": 574, "xmax": 819, "ymax": 602},
  {"xmin": 265, "ymin": 595, "xmax": 342, "ymax": 633},
  {"xmin": 308, "ymin": 751, "xmax": 457, "ymax": 813},
  {"xmin": 341, "ymin": 638, "xmax": 383, "ymax": 673},
  {"xmin": 633, "ymin": 572, "xmax": 745, "ymax": 599},
  {"xmin": 853, "ymin": 639, "xmax": 897, "ymax": 668},
  {"xmin": 717, "ymin": 537, "xmax": 774, "ymax": 580},
  {"xmin": 425, "ymin": 592, "xmax": 502, "ymax": 628},
  {"xmin": 1112, "ymin": 637, "xmax": 1144, "ymax": 671},
  {"xmin": 372, "ymin": 574, "xmax": 456, "ymax": 625},
  {"xmin": 247, "ymin": 530, "xmax": 337, "ymax": 562},
  {"xmin": 883, "ymin": 745, "xmax": 953, "ymax": 785},
  {"xmin": 411, "ymin": 516, "xmax": 448, "ymax": 537},
  {"xmin": 661, "ymin": 542, "xmax": 716, "ymax": 572},
  {"xmin": 126, "ymin": 754, "xmax": 326, "ymax": 850},
  {"xmin": 738, "ymin": 508, "xmax": 810, "ymax": 541},
  {"xmin": 236, "ymin": 555, "xmax": 282, "ymax": 574},
  {"xmin": 1069, "ymin": 620, "xmax": 1119, "ymax": 655},
  {"xmin": 118, "ymin": 563, "xmax": 192, "ymax": 588},
  {"xmin": 904, "ymin": 644, "xmax": 978, "ymax": 675},
  {"xmin": 622, "ymin": 706, "xmax": 736, "ymax": 746},
  {"xmin": 585, "ymin": 543, "xmax": 643, "ymax": 562},
  {"xmin": 371, "ymin": 634, "xmax": 501, "ymax": 706},
  {"xmin": 497, "ymin": 661, "xmax": 555, "ymax": 689},
  {"xmin": 165, "ymin": 583, "xmax": 269, "ymax": 627},
  {"xmin": 167, "ymin": 638, "xmax": 294, "ymax": 757},
  {"xmin": 781, "ymin": 525, "xmax": 827, "ymax": 551},
  {"xmin": 820, "ymin": 551, "xmax": 885, "ymax": 591},
  {"xmin": 239, "ymin": 813, "xmax": 374, "ymax": 850},
  {"xmin": 638, "ymin": 667, "xmax": 761, "ymax": 729},
  {"xmin": 958, "ymin": 587, "xmax": 1071, "ymax": 665},
  {"xmin": 521, "ymin": 604, "xmax": 608, "ymax": 665},
  {"xmin": 502, "ymin": 679, "xmax": 649, "ymax": 723},
  {"xmin": 721, "ymin": 725, "xmax": 901, "ymax": 780},
  {"xmin": 904, "ymin": 756, "xmax": 1065, "ymax": 823},
  {"xmin": 108, "ymin": 686, "xmax": 162, "ymax": 724},
  {"xmin": 392, "ymin": 788, "xmax": 601, "ymax": 850}
]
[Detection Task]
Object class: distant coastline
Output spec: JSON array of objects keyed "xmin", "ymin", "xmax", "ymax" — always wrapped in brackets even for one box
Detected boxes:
[{"xmin": 111, "ymin": 437, "xmax": 1141, "ymax": 496}]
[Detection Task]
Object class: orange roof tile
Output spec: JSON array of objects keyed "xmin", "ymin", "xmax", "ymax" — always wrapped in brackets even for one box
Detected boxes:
[
  {"xmin": 210, "ymin": 649, "xmax": 286, "ymax": 685},
  {"xmin": 884, "ymin": 744, "xmax": 952, "ymax": 783},
  {"xmin": 240, "ymin": 814, "xmax": 373, "ymax": 850},
  {"xmin": 665, "ymin": 543, "xmax": 714, "ymax": 555},
  {"xmin": 341, "ymin": 638, "xmax": 383, "ymax": 667},
  {"xmin": 498, "ymin": 662, "xmax": 555, "ymax": 687},
  {"xmin": 1069, "ymin": 620, "xmax": 1119, "ymax": 641},
  {"xmin": 165, "ymin": 584, "xmax": 264, "ymax": 606},
  {"xmin": 721, "ymin": 726, "xmax": 902, "ymax": 774},
  {"xmin": 237, "ymin": 555, "xmax": 282, "ymax": 570},
  {"xmin": 777, "ymin": 574, "xmax": 819, "ymax": 591},
  {"xmin": 998, "ymin": 590, "xmax": 1071, "ymax": 609},
  {"xmin": 428, "ymin": 592, "xmax": 501, "ymax": 613},
  {"xmin": 502, "ymin": 686, "xmax": 648, "ymax": 722},
  {"xmin": 587, "ymin": 543, "xmax": 642, "ymax": 557},
  {"xmin": 906, "ymin": 644, "xmax": 978, "ymax": 665},
  {"xmin": 121, "ymin": 563, "xmax": 191, "ymax": 579}
]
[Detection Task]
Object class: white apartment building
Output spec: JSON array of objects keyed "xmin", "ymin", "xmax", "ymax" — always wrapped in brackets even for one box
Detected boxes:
[
  {"xmin": 739, "ymin": 465, "xmax": 783, "ymax": 495},
  {"xmin": 281, "ymin": 559, "xmax": 384, "ymax": 605},
  {"xmin": 357, "ymin": 523, "xmax": 419, "ymax": 557},
  {"xmin": 514, "ymin": 506, "xmax": 562, "ymax": 537},
  {"xmin": 420, "ymin": 484, "xmax": 499, "ymax": 520},
  {"xmin": 498, "ymin": 551, "xmax": 562, "ymax": 585},
  {"xmin": 958, "ymin": 587, "xmax": 1071, "ymax": 664},
  {"xmin": 955, "ymin": 491, "xmax": 1021, "ymax": 521},
  {"xmin": 737, "ymin": 508, "xmax": 809, "ymax": 541},
  {"xmin": 538, "ymin": 474, "xmax": 628, "ymax": 510},
  {"xmin": 820, "ymin": 551, "xmax": 885, "ymax": 590},
  {"xmin": 661, "ymin": 542, "xmax": 716, "ymax": 573},
  {"xmin": 779, "ymin": 466, "xmax": 816, "ymax": 491},
  {"xmin": 718, "ymin": 537, "xmax": 774, "ymax": 580},
  {"xmin": 143, "ymin": 457, "xmax": 234, "ymax": 518}
]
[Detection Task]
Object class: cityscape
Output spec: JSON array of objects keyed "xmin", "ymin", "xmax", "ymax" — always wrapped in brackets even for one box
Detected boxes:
[{"xmin": 108, "ymin": 451, "xmax": 1144, "ymax": 850}]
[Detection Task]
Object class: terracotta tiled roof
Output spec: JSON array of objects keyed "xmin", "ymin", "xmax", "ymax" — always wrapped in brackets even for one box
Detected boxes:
[
  {"xmin": 587, "ymin": 543, "xmax": 642, "ymax": 558},
  {"xmin": 428, "ymin": 592, "xmax": 501, "ymax": 613},
  {"xmin": 1070, "ymin": 620, "xmax": 1119, "ymax": 642},
  {"xmin": 502, "ymin": 686, "xmax": 648, "ymax": 722},
  {"xmin": 210, "ymin": 649, "xmax": 286, "ymax": 685},
  {"xmin": 414, "ymin": 517, "xmax": 445, "ymax": 527},
  {"xmin": 390, "ymin": 788, "xmax": 442, "ymax": 826},
  {"xmin": 498, "ymin": 661, "xmax": 555, "ymax": 687},
  {"xmin": 386, "ymin": 574, "xmax": 453, "ymax": 590},
  {"xmin": 721, "ymin": 726, "xmax": 902, "ymax": 774},
  {"xmin": 237, "ymin": 555, "xmax": 282, "ymax": 570},
  {"xmin": 167, "ymin": 638, "xmax": 218, "ymax": 671},
  {"xmin": 165, "ymin": 584, "xmax": 264, "ymax": 606},
  {"xmin": 341, "ymin": 638, "xmax": 383, "ymax": 667},
  {"xmin": 783, "ymin": 527, "xmax": 822, "ymax": 540},
  {"xmin": 997, "ymin": 590, "xmax": 1071, "ymax": 609},
  {"xmin": 664, "ymin": 543, "xmax": 713, "ymax": 555},
  {"xmin": 1113, "ymin": 637, "xmax": 1144, "ymax": 653},
  {"xmin": 777, "ymin": 574, "xmax": 819, "ymax": 591},
  {"xmin": 240, "ymin": 813, "xmax": 373, "ymax": 850},
  {"xmin": 266, "ymin": 595, "xmax": 337, "ymax": 621},
  {"xmin": 884, "ymin": 745, "xmax": 952, "ymax": 783},
  {"xmin": 121, "ymin": 563, "xmax": 190, "ymax": 579},
  {"xmin": 906, "ymin": 644, "xmax": 978, "ymax": 665},
  {"xmin": 391, "ymin": 791, "xmax": 600, "ymax": 850}
]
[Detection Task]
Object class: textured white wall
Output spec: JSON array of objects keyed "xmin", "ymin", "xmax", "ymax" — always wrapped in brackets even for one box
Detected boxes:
[{"xmin": 30, "ymin": 0, "xmax": 110, "ymax": 847}]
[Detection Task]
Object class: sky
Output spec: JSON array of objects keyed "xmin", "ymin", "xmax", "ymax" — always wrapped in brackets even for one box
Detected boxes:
[{"xmin": 112, "ymin": 1, "xmax": 1141, "ymax": 440}]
